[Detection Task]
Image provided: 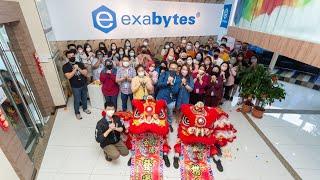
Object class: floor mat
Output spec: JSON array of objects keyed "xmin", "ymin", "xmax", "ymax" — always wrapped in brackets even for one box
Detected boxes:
[
  {"xmin": 130, "ymin": 133, "xmax": 164, "ymax": 180},
  {"xmin": 180, "ymin": 143, "xmax": 214, "ymax": 180}
]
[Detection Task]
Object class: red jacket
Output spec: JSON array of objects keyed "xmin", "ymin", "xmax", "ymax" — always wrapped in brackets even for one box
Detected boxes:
[{"xmin": 100, "ymin": 71, "xmax": 119, "ymax": 96}]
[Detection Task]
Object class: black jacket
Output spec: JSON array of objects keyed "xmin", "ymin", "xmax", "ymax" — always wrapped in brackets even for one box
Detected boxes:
[{"xmin": 95, "ymin": 115, "xmax": 125, "ymax": 148}]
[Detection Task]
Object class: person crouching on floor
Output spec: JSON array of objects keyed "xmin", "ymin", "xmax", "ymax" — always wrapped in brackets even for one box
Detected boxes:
[{"xmin": 95, "ymin": 102, "xmax": 129, "ymax": 161}]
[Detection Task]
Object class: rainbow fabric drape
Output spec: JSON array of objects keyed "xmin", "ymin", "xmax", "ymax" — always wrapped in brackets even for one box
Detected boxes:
[{"xmin": 234, "ymin": 0, "xmax": 312, "ymax": 24}]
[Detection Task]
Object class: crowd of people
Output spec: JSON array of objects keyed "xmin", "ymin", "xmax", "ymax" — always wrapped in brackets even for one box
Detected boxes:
[{"xmin": 62, "ymin": 37, "xmax": 258, "ymax": 126}]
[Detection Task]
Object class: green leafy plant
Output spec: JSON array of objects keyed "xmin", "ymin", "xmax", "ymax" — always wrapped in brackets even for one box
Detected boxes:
[{"xmin": 239, "ymin": 64, "xmax": 286, "ymax": 110}]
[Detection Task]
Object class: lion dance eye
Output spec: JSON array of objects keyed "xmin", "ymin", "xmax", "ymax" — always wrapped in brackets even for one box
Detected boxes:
[
  {"xmin": 134, "ymin": 110, "xmax": 140, "ymax": 118},
  {"xmin": 159, "ymin": 109, "xmax": 165, "ymax": 119},
  {"xmin": 182, "ymin": 116, "xmax": 190, "ymax": 126}
]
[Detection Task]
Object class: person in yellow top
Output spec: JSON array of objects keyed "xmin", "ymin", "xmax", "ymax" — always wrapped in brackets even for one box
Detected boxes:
[
  {"xmin": 219, "ymin": 44, "xmax": 230, "ymax": 62},
  {"xmin": 131, "ymin": 65, "xmax": 154, "ymax": 100}
]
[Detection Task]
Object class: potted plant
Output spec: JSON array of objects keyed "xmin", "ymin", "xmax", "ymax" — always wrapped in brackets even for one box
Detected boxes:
[
  {"xmin": 251, "ymin": 67, "xmax": 286, "ymax": 118},
  {"xmin": 238, "ymin": 66, "xmax": 255, "ymax": 112}
]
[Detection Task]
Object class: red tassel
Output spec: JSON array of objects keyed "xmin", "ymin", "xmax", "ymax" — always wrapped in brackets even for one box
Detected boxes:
[{"xmin": 101, "ymin": 111, "xmax": 106, "ymax": 117}]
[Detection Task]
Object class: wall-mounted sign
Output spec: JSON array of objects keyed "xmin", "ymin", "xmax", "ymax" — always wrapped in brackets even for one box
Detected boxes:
[
  {"xmin": 220, "ymin": 4, "xmax": 232, "ymax": 28},
  {"xmin": 46, "ymin": 0, "xmax": 224, "ymax": 40}
]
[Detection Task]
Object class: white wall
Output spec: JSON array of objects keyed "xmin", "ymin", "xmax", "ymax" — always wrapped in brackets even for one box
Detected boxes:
[
  {"xmin": 6, "ymin": 0, "xmax": 66, "ymax": 107},
  {"xmin": 0, "ymin": 148, "xmax": 19, "ymax": 180}
]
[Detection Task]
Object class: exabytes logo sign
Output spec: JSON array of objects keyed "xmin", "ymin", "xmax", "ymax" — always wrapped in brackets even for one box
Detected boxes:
[{"xmin": 92, "ymin": 5, "xmax": 198, "ymax": 34}]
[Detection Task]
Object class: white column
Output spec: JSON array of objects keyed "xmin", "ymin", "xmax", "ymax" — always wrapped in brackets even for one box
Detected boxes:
[{"xmin": 269, "ymin": 52, "xmax": 279, "ymax": 72}]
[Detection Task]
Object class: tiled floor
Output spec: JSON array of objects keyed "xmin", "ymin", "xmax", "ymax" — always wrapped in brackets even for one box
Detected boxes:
[
  {"xmin": 248, "ymin": 82, "xmax": 320, "ymax": 180},
  {"xmin": 37, "ymin": 97, "xmax": 293, "ymax": 180}
]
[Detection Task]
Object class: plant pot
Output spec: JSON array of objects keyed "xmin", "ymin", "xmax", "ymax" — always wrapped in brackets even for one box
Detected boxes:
[
  {"xmin": 242, "ymin": 101, "xmax": 253, "ymax": 113},
  {"xmin": 252, "ymin": 106, "xmax": 265, "ymax": 119}
]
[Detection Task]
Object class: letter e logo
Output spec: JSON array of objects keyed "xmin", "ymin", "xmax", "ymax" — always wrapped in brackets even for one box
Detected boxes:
[{"xmin": 92, "ymin": 5, "xmax": 117, "ymax": 34}]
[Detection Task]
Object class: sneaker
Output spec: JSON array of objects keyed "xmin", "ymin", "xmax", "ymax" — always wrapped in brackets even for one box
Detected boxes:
[
  {"xmin": 169, "ymin": 125, "xmax": 173, "ymax": 133},
  {"xmin": 213, "ymin": 158, "xmax": 223, "ymax": 172},
  {"xmin": 173, "ymin": 156, "xmax": 179, "ymax": 169},
  {"xmin": 84, "ymin": 109, "xmax": 91, "ymax": 114},
  {"xmin": 163, "ymin": 155, "xmax": 170, "ymax": 167},
  {"xmin": 127, "ymin": 158, "xmax": 131, "ymax": 166},
  {"xmin": 76, "ymin": 114, "xmax": 82, "ymax": 120}
]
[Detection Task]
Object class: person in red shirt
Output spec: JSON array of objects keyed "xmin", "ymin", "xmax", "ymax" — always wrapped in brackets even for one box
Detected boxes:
[
  {"xmin": 100, "ymin": 60, "xmax": 119, "ymax": 110},
  {"xmin": 190, "ymin": 65, "xmax": 210, "ymax": 104}
]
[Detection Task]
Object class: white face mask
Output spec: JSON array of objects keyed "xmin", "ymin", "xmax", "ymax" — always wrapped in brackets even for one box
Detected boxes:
[
  {"xmin": 86, "ymin": 47, "xmax": 91, "ymax": 52},
  {"xmin": 187, "ymin": 59, "xmax": 193, "ymax": 65},
  {"xmin": 161, "ymin": 49, "xmax": 168, "ymax": 56},
  {"xmin": 119, "ymin": 51, "xmax": 124, "ymax": 55},
  {"xmin": 129, "ymin": 52, "xmax": 135, "ymax": 57},
  {"xmin": 112, "ymin": 46, "xmax": 116, "ymax": 50},
  {"xmin": 196, "ymin": 55, "xmax": 202, "ymax": 60},
  {"xmin": 195, "ymin": 44, "xmax": 200, "ymax": 48},
  {"xmin": 138, "ymin": 71, "xmax": 145, "ymax": 77},
  {"xmin": 149, "ymin": 66, "xmax": 155, "ymax": 72},
  {"xmin": 186, "ymin": 45, "xmax": 192, "ymax": 50},
  {"xmin": 123, "ymin": 61, "xmax": 130, "ymax": 67},
  {"xmin": 182, "ymin": 40, "xmax": 187, "ymax": 44},
  {"xmin": 78, "ymin": 49, "xmax": 83, "ymax": 53},
  {"xmin": 126, "ymin": 43, "xmax": 131, "ymax": 47},
  {"xmin": 106, "ymin": 110, "xmax": 115, "ymax": 117},
  {"xmin": 165, "ymin": 45, "xmax": 170, "ymax": 49},
  {"xmin": 168, "ymin": 56, "xmax": 174, "ymax": 60},
  {"xmin": 143, "ymin": 41, "xmax": 148, "ymax": 46}
]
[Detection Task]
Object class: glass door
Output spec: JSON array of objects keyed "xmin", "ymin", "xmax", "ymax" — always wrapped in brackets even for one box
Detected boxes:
[{"xmin": 0, "ymin": 25, "xmax": 43, "ymax": 155}]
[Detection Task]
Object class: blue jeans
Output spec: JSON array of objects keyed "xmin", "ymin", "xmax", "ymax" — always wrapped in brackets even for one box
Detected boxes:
[
  {"xmin": 121, "ymin": 93, "xmax": 133, "ymax": 111},
  {"xmin": 105, "ymin": 95, "xmax": 118, "ymax": 111},
  {"xmin": 72, "ymin": 86, "xmax": 88, "ymax": 115},
  {"xmin": 167, "ymin": 101, "xmax": 176, "ymax": 125}
]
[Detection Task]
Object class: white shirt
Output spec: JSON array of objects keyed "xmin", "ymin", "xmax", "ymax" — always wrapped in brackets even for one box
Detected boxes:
[{"xmin": 91, "ymin": 58, "xmax": 105, "ymax": 81}]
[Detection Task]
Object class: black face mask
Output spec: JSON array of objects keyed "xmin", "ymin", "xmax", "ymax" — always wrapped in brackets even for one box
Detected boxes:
[
  {"xmin": 169, "ymin": 70, "xmax": 176, "ymax": 76},
  {"xmin": 69, "ymin": 57, "xmax": 76, "ymax": 62},
  {"xmin": 213, "ymin": 54, "xmax": 219, "ymax": 59},
  {"xmin": 203, "ymin": 50, "xmax": 209, "ymax": 54},
  {"xmin": 160, "ymin": 66, "xmax": 168, "ymax": 72},
  {"xmin": 212, "ymin": 72, "xmax": 220, "ymax": 77},
  {"xmin": 106, "ymin": 64, "xmax": 113, "ymax": 70}
]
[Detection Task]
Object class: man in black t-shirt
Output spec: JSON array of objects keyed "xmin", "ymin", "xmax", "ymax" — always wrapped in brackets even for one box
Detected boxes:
[
  {"xmin": 63, "ymin": 50, "xmax": 91, "ymax": 120},
  {"xmin": 95, "ymin": 102, "xmax": 129, "ymax": 161}
]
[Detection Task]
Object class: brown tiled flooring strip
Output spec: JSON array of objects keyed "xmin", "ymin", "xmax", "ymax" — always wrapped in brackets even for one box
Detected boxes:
[
  {"xmin": 241, "ymin": 112, "xmax": 302, "ymax": 180},
  {"xmin": 32, "ymin": 111, "xmax": 57, "ymax": 178}
]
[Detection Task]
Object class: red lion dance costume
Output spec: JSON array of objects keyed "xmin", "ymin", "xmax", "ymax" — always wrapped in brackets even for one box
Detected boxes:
[
  {"xmin": 114, "ymin": 97, "xmax": 170, "ymax": 180},
  {"xmin": 173, "ymin": 102, "xmax": 236, "ymax": 180}
]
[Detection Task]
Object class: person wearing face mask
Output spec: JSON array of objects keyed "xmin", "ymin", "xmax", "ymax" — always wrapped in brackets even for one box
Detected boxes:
[
  {"xmin": 220, "ymin": 62, "xmax": 235, "ymax": 101},
  {"xmin": 95, "ymin": 102, "xmax": 129, "ymax": 162},
  {"xmin": 202, "ymin": 45, "xmax": 212, "ymax": 59},
  {"xmin": 186, "ymin": 41, "xmax": 196, "ymax": 58},
  {"xmin": 156, "ymin": 62, "xmax": 181, "ymax": 132},
  {"xmin": 180, "ymin": 37, "xmax": 187, "ymax": 48},
  {"xmin": 63, "ymin": 50, "xmax": 91, "ymax": 120},
  {"xmin": 192, "ymin": 59, "xmax": 200, "ymax": 74},
  {"xmin": 83, "ymin": 43, "xmax": 94, "ymax": 82},
  {"xmin": 147, "ymin": 62, "xmax": 158, "ymax": 85},
  {"xmin": 195, "ymin": 52, "xmax": 203, "ymax": 63},
  {"xmin": 164, "ymin": 47, "xmax": 176, "ymax": 62},
  {"xmin": 136, "ymin": 45, "xmax": 153, "ymax": 66},
  {"xmin": 176, "ymin": 65, "xmax": 194, "ymax": 110},
  {"xmin": 128, "ymin": 49, "xmax": 137, "ymax": 68},
  {"xmin": 100, "ymin": 60, "xmax": 119, "ymax": 110},
  {"xmin": 124, "ymin": 39, "xmax": 132, "ymax": 55},
  {"xmin": 190, "ymin": 65, "xmax": 210, "ymax": 104},
  {"xmin": 157, "ymin": 61, "xmax": 168, "ymax": 75},
  {"xmin": 213, "ymin": 49, "xmax": 224, "ymax": 66},
  {"xmin": 118, "ymin": 47, "xmax": 125, "ymax": 60},
  {"xmin": 116, "ymin": 56, "xmax": 136, "ymax": 111},
  {"xmin": 205, "ymin": 65, "xmax": 224, "ymax": 107},
  {"xmin": 92, "ymin": 50, "xmax": 106, "ymax": 81},
  {"xmin": 250, "ymin": 55, "xmax": 258, "ymax": 68},
  {"xmin": 230, "ymin": 41, "xmax": 242, "ymax": 57},
  {"xmin": 219, "ymin": 44, "xmax": 230, "ymax": 62},
  {"xmin": 108, "ymin": 43, "xmax": 117, "ymax": 57},
  {"xmin": 204, "ymin": 56, "xmax": 213, "ymax": 76},
  {"xmin": 161, "ymin": 42, "xmax": 170, "ymax": 57},
  {"xmin": 131, "ymin": 65, "xmax": 154, "ymax": 100},
  {"xmin": 98, "ymin": 42, "xmax": 108, "ymax": 55},
  {"xmin": 76, "ymin": 45, "xmax": 86, "ymax": 63},
  {"xmin": 220, "ymin": 37, "xmax": 231, "ymax": 52},
  {"xmin": 137, "ymin": 39, "xmax": 153, "ymax": 56},
  {"xmin": 194, "ymin": 41, "xmax": 201, "ymax": 53}
]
